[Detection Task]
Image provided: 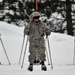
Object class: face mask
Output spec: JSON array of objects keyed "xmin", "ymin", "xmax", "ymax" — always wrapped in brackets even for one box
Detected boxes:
[{"xmin": 33, "ymin": 16, "xmax": 40, "ymax": 22}]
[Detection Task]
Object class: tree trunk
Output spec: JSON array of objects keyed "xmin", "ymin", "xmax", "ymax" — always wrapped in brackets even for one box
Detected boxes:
[{"xmin": 66, "ymin": 0, "xmax": 73, "ymax": 36}]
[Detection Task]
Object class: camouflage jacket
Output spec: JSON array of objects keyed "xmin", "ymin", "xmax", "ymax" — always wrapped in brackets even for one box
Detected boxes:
[{"xmin": 24, "ymin": 21, "xmax": 51, "ymax": 39}]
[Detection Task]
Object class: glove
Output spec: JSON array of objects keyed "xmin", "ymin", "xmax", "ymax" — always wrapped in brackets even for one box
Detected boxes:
[
  {"xmin": 46, "ymin": 32, "xmax": 50, "ymax": 36},
  {"xmin": 41, "ymin": 33, "xmax": 44, "ymax": 37},
  {"xmin": 24, "ymin": 28, "xmax": 30, "ymax": 35},
  {"xmin": 26, "ymin": 32, "xmax": 30, "ymax": 35}
]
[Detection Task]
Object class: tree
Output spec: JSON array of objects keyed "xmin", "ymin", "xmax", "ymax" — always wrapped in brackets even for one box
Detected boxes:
[
  {"xmin": 66, "ymin": 0, "xmax": 73, "ymax": 35},
  {"xmin": 0, "ymin": 0, "xmax": 75, "ymax": 36}
]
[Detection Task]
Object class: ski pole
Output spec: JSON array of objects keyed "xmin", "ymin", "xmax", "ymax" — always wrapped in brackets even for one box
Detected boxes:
[
  {"xmin": 46, "ymin": 36, "xmax": 53, "ymax": 69},
  {"xmin": 45, "ymin": 38, "xmax": 50, "ymax": 65},
  {"xmin": 19, "ymin": 35, "xmax": 25, "ymax": 64},
  {"xmin": 45, "ymin": 48, "xmax": 50, "ymax": 65},
  {"xmin": 0, "ymin": 35, "xmax": 11, "ymax": 65},
  {"xmin": 73, "ymin": 37, "xmax": 75, "ymax": 65},
  {"xmin": 21, "ymin": 36, "xmax": 29, "ymax": 68}
]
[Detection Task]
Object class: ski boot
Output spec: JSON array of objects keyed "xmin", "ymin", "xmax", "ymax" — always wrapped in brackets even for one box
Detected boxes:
[
  {"xmin": 41, "ymin": 64, "xmax": 47, "ymax": 71},
  {"xmin": 28, "ymin": 64, "xmax": 33, "ymax": 71},
  {"xmin": 41, "ymin": 61, "xmax": 47, "ymax": 71}
]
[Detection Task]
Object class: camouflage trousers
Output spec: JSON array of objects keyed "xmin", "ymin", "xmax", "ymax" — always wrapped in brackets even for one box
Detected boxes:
[{"xmin": 28, "ymin": 38, "xmax": 46, "ymax": 63}]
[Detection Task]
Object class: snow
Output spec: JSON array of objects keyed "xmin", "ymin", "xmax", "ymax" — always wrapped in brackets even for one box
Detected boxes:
[
  {"xmin": 0, "ymin": 21, "xmax": 75, "ymax": 75},
  {"xmin": 0, "ymin": 0, "xmax": 2, "ymax": 2}
]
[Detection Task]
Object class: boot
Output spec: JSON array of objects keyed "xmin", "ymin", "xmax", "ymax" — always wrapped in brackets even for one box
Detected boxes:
[
  {"xmin": 28, "ymin": 63, "xmax": 33, "ymax": 71},
  {"xmin": 41, "ymin": 61, "xmax": 47, "ymax": 71},
  {"xmin": 41, "ymin": 64, "xmax": 47, "ymax": 71}
]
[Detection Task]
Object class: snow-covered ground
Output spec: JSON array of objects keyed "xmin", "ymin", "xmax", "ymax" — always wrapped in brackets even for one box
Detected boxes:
[{"xmin": 0, "ymin": 21, "xmax": 75, "ymax": 75}]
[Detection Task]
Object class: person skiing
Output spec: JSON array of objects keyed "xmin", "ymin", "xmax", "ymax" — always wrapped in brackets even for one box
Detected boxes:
[{"xmin": 24, "ymin": 11, "xmax": 51, "ymax": 71}]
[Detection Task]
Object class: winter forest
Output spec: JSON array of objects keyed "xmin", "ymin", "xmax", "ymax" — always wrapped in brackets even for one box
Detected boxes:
[
  {"xmin": 0, "ymin": 0, "xmax": 75, "ymax": 75},
  {"xmin": 0, "ymin": 0, "xmax": 75, "ymax": 36}
]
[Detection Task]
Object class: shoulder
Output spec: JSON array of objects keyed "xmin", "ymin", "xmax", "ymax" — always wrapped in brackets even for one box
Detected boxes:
[
  {"xmin": 40, "ymin": 21, "xmax": 47, "ymax": 28},
  {"xmin": 25, "ymin": 22, "xmax": 31, "ymax": 29},
  {"xmin": 26, "ymin": 22, "xmax": 32, "ymax": 26}
]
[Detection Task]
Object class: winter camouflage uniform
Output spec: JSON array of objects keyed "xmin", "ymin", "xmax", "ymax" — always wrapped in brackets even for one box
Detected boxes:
[{"xmin": 24, "ymin": 12, "xmax": 51, "ymax": 64}]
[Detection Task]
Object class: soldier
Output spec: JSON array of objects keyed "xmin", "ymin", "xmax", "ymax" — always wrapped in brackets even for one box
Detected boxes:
[{"xmin": 24, "ymin": 11, "xmax": 51, "ymax": 71}]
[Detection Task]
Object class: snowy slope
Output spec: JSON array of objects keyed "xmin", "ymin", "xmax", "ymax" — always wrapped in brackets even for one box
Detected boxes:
[
  {"xmin": 0, "ymin": 21, "xmax": 24, "ymax": 64},
  {"xmin": 0, "ymin": 21, "xmax": 75, "ymax": 75}
]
